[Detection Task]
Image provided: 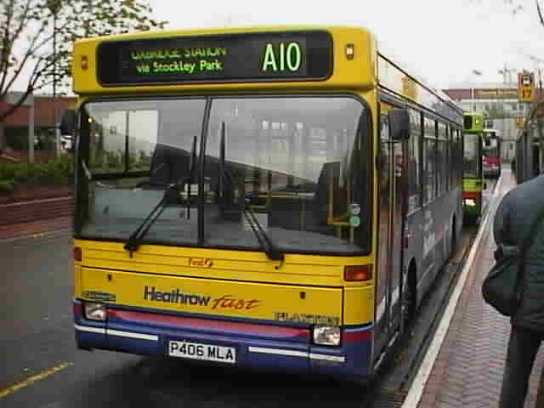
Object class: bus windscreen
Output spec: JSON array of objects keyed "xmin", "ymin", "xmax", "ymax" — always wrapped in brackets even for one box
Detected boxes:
[{"xmin": 97, "ymin": 31, "xmax": 332, "ymax": 86}]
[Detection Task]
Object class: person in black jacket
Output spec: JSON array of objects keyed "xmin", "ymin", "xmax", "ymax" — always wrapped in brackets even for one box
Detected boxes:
[{"xmin": 495, "ymin": 174, "xmax": 544, "ymax": 408}]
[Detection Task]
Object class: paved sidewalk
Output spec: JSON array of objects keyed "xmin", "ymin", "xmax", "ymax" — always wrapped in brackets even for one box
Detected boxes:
[
  {"xmin": 0, "ymin": 216, "xmax": 71, "ymax": 241},
  {"xmin": 417, "ymin": 170, "xmax": 544, "ymax": 408}
]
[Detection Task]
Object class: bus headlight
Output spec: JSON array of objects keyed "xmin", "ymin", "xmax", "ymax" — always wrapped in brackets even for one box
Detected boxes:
[
  {"xmin": 464, "ymin": 199, "xmax": 476, "ymax": 207},
  {"xmin": 313, "ymin": 326, "xmax": 341, "ymax": 346},
  {"xmin": 83, "ymin": 302, "xmax": 106, "ymax": 321}
]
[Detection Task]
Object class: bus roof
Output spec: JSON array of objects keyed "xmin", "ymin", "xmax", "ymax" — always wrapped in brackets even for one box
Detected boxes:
[
  {"xmin": 377, "ymin": 53, "xmax": 462, "ymax": 123},
  {"xmin": 73, "ymin": 26, "xmax": 376, "ymax": 94},
  {"xmin": 74, "ymin": 25, "xmax": 372, "ymax": 44},
  {"xmin": 71, "ymin": 25, "xmax": 462, "ymax": 123}
]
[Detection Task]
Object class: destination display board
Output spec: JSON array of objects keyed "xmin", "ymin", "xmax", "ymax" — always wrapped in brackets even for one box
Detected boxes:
[{"xmin": 97, "ymin": 31, "xmax": 333, "ymax": 86}]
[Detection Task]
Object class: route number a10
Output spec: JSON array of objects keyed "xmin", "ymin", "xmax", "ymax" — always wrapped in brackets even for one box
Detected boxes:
[{"xmin": 262, "ymin": 42, "xmax": 302, "ymax": 73}]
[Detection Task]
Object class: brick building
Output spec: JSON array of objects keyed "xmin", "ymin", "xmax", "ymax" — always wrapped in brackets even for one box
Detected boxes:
[{"xmin": 0, "ymin": 93, "xmax": 76, "ymax": 152}]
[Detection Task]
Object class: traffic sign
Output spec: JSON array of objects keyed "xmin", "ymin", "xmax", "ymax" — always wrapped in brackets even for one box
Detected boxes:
[{"xmin": 518, "ymin": 71, "xmax": 535, "ymax": 102}]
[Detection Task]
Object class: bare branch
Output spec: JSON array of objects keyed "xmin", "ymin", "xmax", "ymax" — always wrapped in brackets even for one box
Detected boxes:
[
  {"xmin": 0, "ymin": 84, "xmax": 33, "ymax": 122},
  {"xmin": 31, "ymin": 77, "xmax": 56, "ymax": 93},
  {"xmin": 0, "ymin": 12, "xmax": 72, "ymax": 97},
  {"xmin": 0, "ymin": 0, "xmax": 166, "ymax": 125},
  {"xmin": 28, "ymin": 18, "xmax": 73, "ymax": 56},
  {"xmin": 0, "ymin": 54, "xmax": 56, "ymax": 118},
  {"xmin": 0, "ymin": 21, "xmax": 49, "ymax": 97},
  {"xmin": 10, "ymin": 1, "xmax": 34, "ymax": 49},
  {"xmin": 0, "ymin": 1, "xmax": 21, "ymax": 94},
  {"xmin": 26, "ymin": 54, "xmax": 59, "ymax": 90},
  {"xmin": 0, "ymin": 1, "xmax": 16, "ymax": 71},
  {"xmin": 0, "ymin": 0, "xmax": 35, "ymax": 96},
  {"xmin": 536, "ymin": 0, "xmax": 544, "ymax": 26}
]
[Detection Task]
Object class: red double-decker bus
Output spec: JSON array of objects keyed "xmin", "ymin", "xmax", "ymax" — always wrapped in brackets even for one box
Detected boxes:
[{"xmin": 482, "ymin": 128, "xmax": 501, "ymax": 178}]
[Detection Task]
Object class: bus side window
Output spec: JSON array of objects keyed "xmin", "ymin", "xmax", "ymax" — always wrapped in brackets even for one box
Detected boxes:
[
  {"xmin": 457, "ymin": 129, "xmax": 463, "ymax": 185},
  {"xmin": 423, "ymin": 117, "xmax": 436, "ymax": 204},
  {"xmin": 408, "ymin": 109, "xmax": 421, "ymax": 212},
  {"xmin": 448, "ymin": 126, "xmax": 454, "ymax": 190},
  {"xmin": 437, "ymin": 122, "xmax": 448, "ymax": 196},
  {"xmin": 452, "ymin": 128, "xmax": 459, "ymax": 185}
]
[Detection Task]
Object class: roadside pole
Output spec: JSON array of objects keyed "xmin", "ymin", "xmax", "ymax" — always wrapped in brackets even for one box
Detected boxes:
[
  {"xmin": 47, "ymin": 0, "xmax": 62, "ymax": 158},
  {"xmin": 55, "ymin": 120, "xmax": 61, "ymax": 157},
  {"xmin": 27, "ymin": 93, "xmax": 35, "ymax": 163}
]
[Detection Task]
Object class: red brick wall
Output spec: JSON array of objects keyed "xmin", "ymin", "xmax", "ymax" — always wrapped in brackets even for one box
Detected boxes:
[
  {"xmin": 0, "ymin": 196, "xmax": 73, "ymax": 226},
  {"xmin": 1, "ymin": 96, "xmax": 76, "ymax": 127}
]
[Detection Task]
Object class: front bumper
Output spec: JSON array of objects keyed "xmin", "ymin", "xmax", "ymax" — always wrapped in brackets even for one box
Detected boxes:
[{"xmin": 73, "ymin": 300, "xmax": 373, "ymax": 380}]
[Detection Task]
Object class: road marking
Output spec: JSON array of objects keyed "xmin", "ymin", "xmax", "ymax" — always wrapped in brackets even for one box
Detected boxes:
[
  {"xmin": 401, "ymin": 174, "xmax": 505, "ymax": 408},
  {"xmin": 0, "ymin": 362, "xmax": 73, "ymax": 399}
]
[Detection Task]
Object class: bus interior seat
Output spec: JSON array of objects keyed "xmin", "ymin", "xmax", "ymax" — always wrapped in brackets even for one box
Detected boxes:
[
  {"xmin": 269, "ymin": 161, "xmax": 341, "ymax": 232},
  {"xmin": 313, "ymin": 161, "xmax": 343, "ymax": 224},
  {"xmin": 149, "ymin": 143, "xmax": 192, "ymax": 186}
]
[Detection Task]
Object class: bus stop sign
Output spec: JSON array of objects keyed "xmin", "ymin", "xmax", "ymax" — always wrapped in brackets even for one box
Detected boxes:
[{"xmin": 518, "ymin": 71, "xmax": 535, "ymax": 103}]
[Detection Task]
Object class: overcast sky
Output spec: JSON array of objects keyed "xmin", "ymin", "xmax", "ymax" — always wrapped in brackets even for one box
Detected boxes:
[
  {"xmin": 148, "ymin": 0, "xmax": 544, "ymax": 88},
  {"xmin": 11, "ymin": 0, "xmax": 543, "ymax": 93}
]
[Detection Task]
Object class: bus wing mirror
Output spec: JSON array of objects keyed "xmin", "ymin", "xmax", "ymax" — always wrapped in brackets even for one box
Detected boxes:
[
  {"xmin": 60, "ymin": 109, "xmax": 77, "ymax": 136},
  {"xmin": 389, "ymin": 109, "xmax": 410, "ymax": 141}
]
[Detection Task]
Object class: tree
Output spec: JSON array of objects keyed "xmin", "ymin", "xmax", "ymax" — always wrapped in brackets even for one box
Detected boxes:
[
  {"xmin": 503, "ymin": 0, "xmax": 544, "ymax": 27},
  {"xmin": 0, "ymin": 0, "xmax": 166, "ymax": 146},
  {"xmin": 470, "ymin": 0, "xmax": 544, "ymax": 27},
  {"xmin": 536, "ymin": 0, "xmax": 544, "ymax": 25}
]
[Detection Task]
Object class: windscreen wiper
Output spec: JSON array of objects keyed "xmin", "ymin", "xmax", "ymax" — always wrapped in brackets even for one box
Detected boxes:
[
  {"xmin": 218, "ymin": 122, "xmax": 284, "ymax": 263},
  {"xmin": 124, "ymin": 184, "xmax": 178, "ymax": 256},
  {"xmin": 242, "ymin": 203, "xmax": 284, "ymax": 262},
  {"xmin": 125, "ymin": 138, "xmax": 198, "ymax": 256}
]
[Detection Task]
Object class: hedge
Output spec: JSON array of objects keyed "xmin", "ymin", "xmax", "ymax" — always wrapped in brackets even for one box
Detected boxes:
[{"xmin": 0, "ymin": 155, "xmax": 73, "ymax": 193}]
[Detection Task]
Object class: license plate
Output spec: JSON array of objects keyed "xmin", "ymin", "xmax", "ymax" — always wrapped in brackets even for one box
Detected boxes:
[{"xmin": 168, "ymin": 340, "xmax": 236, "ymax": 364}]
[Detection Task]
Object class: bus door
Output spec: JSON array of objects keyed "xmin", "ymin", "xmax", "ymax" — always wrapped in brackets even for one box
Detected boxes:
[{"xmin": 375, "ymin": 112, "xmax": 406, "ymax": 356}]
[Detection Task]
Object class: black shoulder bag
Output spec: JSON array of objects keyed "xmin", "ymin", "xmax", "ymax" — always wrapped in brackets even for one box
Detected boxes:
[{"xmin": 482, "ymin": 205, "xmax": 544, "ymax": 317}]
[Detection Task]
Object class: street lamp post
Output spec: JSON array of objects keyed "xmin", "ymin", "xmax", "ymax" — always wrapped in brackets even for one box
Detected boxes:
[
  {"xmin": 471, "ymin": 69, "xmax": 482, "ymax": 112},
  {"xmin": 46, "ymin": 0, "xmax": 62, "ymax": 158}
]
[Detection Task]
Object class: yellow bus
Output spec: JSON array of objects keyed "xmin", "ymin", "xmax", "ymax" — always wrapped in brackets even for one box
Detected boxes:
[{"xmin": 67, "ymin": 26, "xmax": 463, "ymax": 382}]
